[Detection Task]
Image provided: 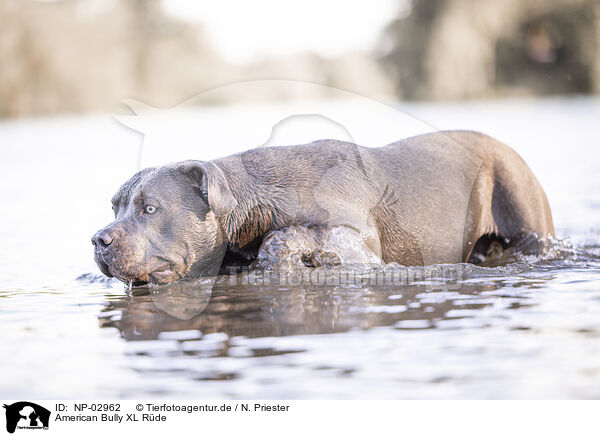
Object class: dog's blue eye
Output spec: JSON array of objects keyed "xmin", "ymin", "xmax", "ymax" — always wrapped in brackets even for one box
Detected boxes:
[{"xmin": 145, "ymin": 205, "xmax": 157, "ymax": 214}]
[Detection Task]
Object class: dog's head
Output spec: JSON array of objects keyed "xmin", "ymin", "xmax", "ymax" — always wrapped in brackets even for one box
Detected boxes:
[{"xmin": 92, "ymin": 161, "xmax": 237, "ymax": 285}]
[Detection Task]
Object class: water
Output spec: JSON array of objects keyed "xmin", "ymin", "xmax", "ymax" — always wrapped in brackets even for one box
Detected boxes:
[{"xmin": 1, "ymin": 97, "xmax": 600, "ymax": 399}]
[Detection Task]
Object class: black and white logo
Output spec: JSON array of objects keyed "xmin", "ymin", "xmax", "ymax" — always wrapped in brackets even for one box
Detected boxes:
[{"xmin": 3, "ymin": 402, "xmax": 50, "ymax": 434}]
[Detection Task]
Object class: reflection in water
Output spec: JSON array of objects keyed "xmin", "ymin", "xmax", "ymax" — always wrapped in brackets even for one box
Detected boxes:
[
  {"xmin": 146, "ymin": 279, "xmax": 215, "ymax": 320},
  {"xmin": 94, "ymin": 263, "xmax": 560, "ymax": 390},
  {"xmin": 100, "ymin": 235, "xmax": 582, "ymax": 344},
  {"xmin": 87, "ymin": 237, "xmax": 600, "ymax": 397},
  {"xmin": 99, "ymin": 268, "xmax": 546, "ymax": 342}
]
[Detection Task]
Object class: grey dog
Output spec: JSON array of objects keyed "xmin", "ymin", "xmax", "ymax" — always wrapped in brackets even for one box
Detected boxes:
[{"xmin": 92, "ymin": 130, "xmax": 554, "ymax": 285}]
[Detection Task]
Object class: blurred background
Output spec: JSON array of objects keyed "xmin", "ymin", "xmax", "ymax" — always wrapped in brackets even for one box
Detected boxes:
[{"xmin": 1, "ymin": 0, "xmax": 599, "ymax": 118}]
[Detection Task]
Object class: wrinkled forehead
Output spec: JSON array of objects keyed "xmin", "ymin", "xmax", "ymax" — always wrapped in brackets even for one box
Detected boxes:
[{"xmin": 111, "ymin": 167, "xmax": 187, "ymax": 207}]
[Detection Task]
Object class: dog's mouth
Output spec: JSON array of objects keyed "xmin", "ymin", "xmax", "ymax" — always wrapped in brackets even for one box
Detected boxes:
[
  {"xmin": 94, "ymin": 250, "xmax": 180, "ymax": 286},
  {"xmin": 105, "ymin": 264, "xmax": 148, "ymax": 287},
  {"xmin": 149, "ymin": 262, "xmax": 174, "ymax": 283},
  {"xmin": 94, "ymin": 255, "xmax": 113, "ymax": 278}
]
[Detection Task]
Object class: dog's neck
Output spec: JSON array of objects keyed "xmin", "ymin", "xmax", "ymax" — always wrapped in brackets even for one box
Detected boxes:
[
  {"xmin": 216, "ymin": 169, "xmax": 301, "ymax": 249},
  {"xmin": 219, "ymin": 198, "xmax": 276, "ymax": 248}
]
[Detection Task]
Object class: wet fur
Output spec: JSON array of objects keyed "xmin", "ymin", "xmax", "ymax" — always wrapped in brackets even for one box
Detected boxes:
[{"xmin": 212, "ymin": 131, "xmax": 554, "ymax": 265}]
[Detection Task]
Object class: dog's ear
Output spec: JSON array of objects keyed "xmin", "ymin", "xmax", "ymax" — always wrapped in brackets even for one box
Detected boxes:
[{"xmin": 178, "ymin": 161, "xmax": 238, "ymax": 216}]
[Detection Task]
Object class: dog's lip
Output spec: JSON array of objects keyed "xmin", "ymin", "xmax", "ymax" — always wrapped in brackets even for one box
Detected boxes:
[
  {"xmin": 105, "ymin": 264, "xmax": 138, "ymax": 284},
  {"xmin": 95, "ymin": 256, "xmax": 114, "ymax": 278},
  {"xmin": 149, "ymin": 262, "xmax": 174, "ymax": 281},
  {"xmin": 95, "ymin": 254, "xmax": 175, "ymax": 284},
  {"xmin": 151, "ymin": 262, "xmax": 171, "ymax": 274}
]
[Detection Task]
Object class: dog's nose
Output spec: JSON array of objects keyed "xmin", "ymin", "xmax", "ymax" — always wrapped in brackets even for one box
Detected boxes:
[{"xmin": 92, "ymin": 229, "xmax": 115, "ymax": 249}]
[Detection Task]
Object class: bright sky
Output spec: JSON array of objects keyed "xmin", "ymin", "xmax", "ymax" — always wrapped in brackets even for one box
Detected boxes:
[{"xmin": 161, "ymin": 0, "xmax": 406, "ymax": 64}]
